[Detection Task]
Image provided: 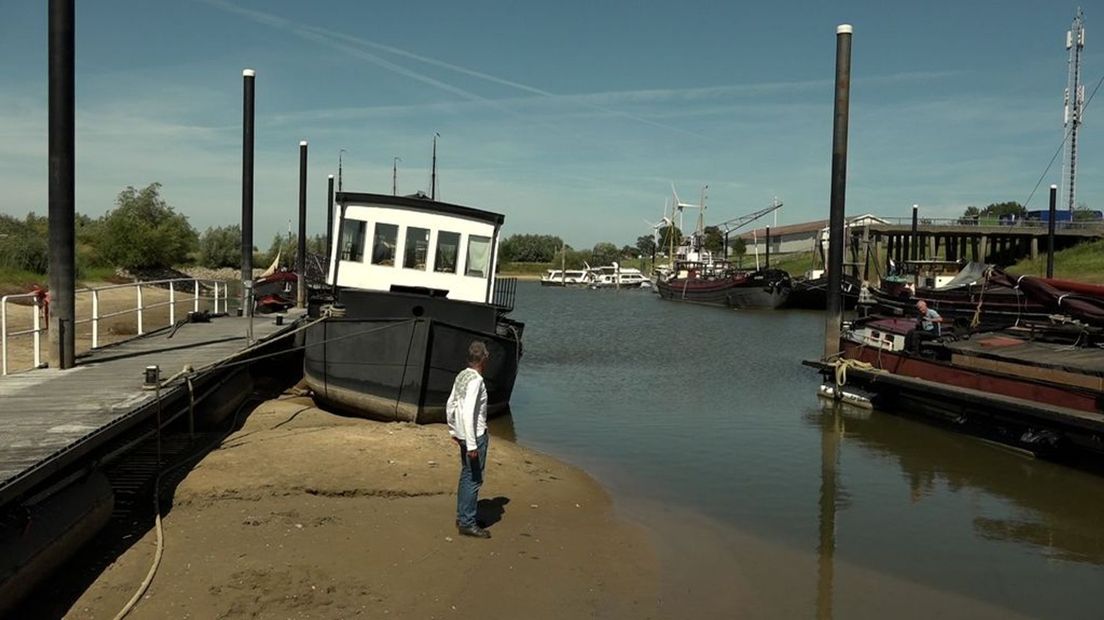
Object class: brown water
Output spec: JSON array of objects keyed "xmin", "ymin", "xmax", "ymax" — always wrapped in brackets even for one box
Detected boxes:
[{"xmin": 507, "ymin": 282, "xmax": 1104, "ymax": 618}]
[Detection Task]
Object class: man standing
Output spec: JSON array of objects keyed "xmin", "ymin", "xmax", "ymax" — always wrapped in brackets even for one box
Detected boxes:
[
  {"xmin": 446, "ymin": 341, "xmax": 491, "ymax": 539},
  {"xmin": 906, "ymin": 300, "xmax": 943, "ymax": 353}
]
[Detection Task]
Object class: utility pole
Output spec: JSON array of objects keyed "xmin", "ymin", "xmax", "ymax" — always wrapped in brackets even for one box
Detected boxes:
[
  {"xmin": 1062, "ymin": 8, "xmax": 1086, "ymax": 213},
  {"xmin": 392, "ymin": 157, "xmax": 401, "ymax": 196}
]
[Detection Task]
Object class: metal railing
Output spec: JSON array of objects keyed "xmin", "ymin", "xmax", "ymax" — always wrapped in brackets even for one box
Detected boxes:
[
  {"xmin": 1, "ymin": 278, "xmax": 231, "ymax": 376},
  {"xmin": 870, "ymin": 217, "xmax": 1104, "ymax": 230}
]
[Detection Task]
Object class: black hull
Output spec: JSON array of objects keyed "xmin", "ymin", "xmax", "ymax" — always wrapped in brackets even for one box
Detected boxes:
[
  {"xmin": 655, "ymin": 270, "xmax": 791, "ymax": 309},
  {"xmin": 303, "ymin": 289, "xmax": 522, "ymax": 423},
  {"xmin": 784, "ymin": 275, "xmax": 861, "ymax": 310}
]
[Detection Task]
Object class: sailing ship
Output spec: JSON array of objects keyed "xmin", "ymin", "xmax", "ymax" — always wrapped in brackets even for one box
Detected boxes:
[{"xmin": 303, "ymin": 191, "xmax": 523, "ymax": 423}]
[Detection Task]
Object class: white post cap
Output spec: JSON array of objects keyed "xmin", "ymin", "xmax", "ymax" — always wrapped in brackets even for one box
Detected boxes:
[
  {"xmin": 837, "ymin": 24, "xmax": 853, "ymax": 35},
  {"xmin": 243, "ymin": 68, "xmax": 256, "ymax": 77},
  {"xmin": 328, "ymin": 174, "xmax": 334, "ymax": 179},
  {"xmin": 1050, "ymin": 184, "xmax": 1058, "ymax": 189},
  {"xmin": 300, "ymin": 140, "xmax": 308, "ymax": 146}
]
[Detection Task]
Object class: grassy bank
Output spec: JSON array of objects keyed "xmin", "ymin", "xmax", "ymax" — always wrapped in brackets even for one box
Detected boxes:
[{"xmin": 1008, "ymin": 239, "xmax": 1104, "ymax": 284}]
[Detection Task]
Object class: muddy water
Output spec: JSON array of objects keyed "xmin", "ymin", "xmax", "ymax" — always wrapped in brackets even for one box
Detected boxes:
[{"xmin": 506, "ymin": 282, "xmax": 1104, "ymax": 618}]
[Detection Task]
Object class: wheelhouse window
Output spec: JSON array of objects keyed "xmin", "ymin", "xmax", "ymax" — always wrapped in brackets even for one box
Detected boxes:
[
  {"xmin": 435, "ymin": 231, "xmax": 460, "ymax": 274},
  {"xmin": 340, "ymin": 220, "xmax": 366, "ymax": 262},
  {"xmin": 466, "ymin": 235, "xmax": 492, "ymax": 278},
  {"xmin": 371, "ymin": 223, "xmax": 398, "ymax": 266},
  {"xmin": 403, "ymin": 227, "xmax": 430, "ymax": 270}
]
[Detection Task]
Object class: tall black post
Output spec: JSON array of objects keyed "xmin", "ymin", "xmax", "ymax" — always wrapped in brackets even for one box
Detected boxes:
[
  {"xmin": 297, "ymin": 140, "xmax": 308, "ymax": 308},
  {"xmin": 1047, "ymin": 184, "xmax": 1057, "ymax": 278},
  {"xmin": 430, "ymin": 133, "xmax": 439, "ymax": 200},
  {"xmin": 326, "ymin": 174, "xmax": 335, "ymax": 262},
  {"xmin": 48, "ymin": 0, "xmax": 76, "ymax": 369},
  {"xmin": 765, "ymin": 226, "xmax": 771, "ymax": 269},
  {"xmin": 824, "ymin": 24, "xmax": 852, "ymax": 358},
  {"xmin": 241, "ymin": 68, "xmax": 256, "ymax": 317},
  {"xmin": 910, "ymin": 204, "xmax": 919, "ymax": 286}
]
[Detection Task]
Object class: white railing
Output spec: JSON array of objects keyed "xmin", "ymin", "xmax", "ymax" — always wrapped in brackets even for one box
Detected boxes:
[{"xmin": 1, "ymin": 278, "xmax": 231, "ymax": 376}]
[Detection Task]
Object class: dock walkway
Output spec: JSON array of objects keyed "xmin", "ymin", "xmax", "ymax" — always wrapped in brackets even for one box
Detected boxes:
[{"xmin": 0, "ymin": 311, "xmax": 306, "ymax": 509}]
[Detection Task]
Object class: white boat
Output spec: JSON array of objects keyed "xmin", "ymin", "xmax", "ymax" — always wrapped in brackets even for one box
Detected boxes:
[
  {"xmin": 540, "ymin": 268, "xmax": 592, "ymax": 287},
  {"xmin": 588, "ymin": 264, "xmax": 653, "ymax": 289}
]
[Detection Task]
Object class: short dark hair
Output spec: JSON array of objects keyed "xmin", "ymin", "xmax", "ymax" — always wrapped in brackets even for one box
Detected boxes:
[{"xmin": 467, "ymin": 340, "xmax": 489, "ymax": 364}]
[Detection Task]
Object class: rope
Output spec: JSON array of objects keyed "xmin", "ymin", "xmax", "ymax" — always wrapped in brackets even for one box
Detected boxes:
[{"xmin": 828, "ymin": 356, "xmax": 877, "ymax": 390}]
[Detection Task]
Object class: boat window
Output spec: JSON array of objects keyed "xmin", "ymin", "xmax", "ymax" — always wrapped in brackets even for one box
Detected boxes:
[
  {"xmin": 403, "ymin": 227, "xmax": 430, "ymax": 270},
  {"xmin": 340, "ymin": 220, "xmax": 366, "ymax": 262},
  {"xmin": 435, "ymin": 231, "xmax": 461, "ymax": 273},
  {"xmin": 466, "ymin": 235, "xmax": 491, "ymax": 278},
  {"xmin": 371, "ymin": 223, "xmax": 398, "ymax": 266}
]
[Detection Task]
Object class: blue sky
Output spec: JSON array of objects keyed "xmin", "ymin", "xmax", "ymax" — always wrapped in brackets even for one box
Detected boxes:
[{"xmin": 1, "ymin": 1, "xmax": 1101, "ymax": 248}]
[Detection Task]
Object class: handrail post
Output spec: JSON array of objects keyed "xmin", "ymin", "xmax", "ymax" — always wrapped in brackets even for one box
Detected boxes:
[
  {"xmin": 136, "ymin": 284, "xmax": 144, "ymax": 335},
  {"xmin": 92, "ymin": 289, "xmax": 99, "ymax": 348},
  {"xmin": 169, "ymin": 281, "xmax": 176, "ymax": 326},
  {"xmin": 2, "ymin": 297, "xmax": 8, "ymax": 376},
  {"xmin": 193, "ymin": 278, "xmax": 199, "ymax": 313},
  {"xmin": 33, "ymin": 296, "xmax": 41, "ymax": 369}
]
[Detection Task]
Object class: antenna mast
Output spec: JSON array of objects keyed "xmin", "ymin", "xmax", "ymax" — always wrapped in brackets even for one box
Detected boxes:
[
  {"xmin": 392, "ymin": 156, "xmax": 401, "ymax": 196},
  {"xmin": 1063, "ymin": 8, "xmax": 1086, "ymax": 213},
  {"xmin": 430, "ymin": 132, "xmax": 440, "ymax": 200},
  {"xmin": 338, "ymin": 148, "xmax": 346, "ymax": 193}
]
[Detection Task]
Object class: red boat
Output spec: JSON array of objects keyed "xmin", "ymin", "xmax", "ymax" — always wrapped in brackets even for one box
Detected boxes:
[{"xmin": 656, "ymin": 268, "xmax": 791, "ymax": 309}]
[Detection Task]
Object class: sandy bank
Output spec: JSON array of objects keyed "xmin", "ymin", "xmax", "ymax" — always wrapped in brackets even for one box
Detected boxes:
[{"xmin": 67, "ymin": 398, "xmax": 658, "ymax": 619}]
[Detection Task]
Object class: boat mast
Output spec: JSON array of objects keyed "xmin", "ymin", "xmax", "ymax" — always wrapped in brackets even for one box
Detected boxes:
[
  {"xmin": 1062, "ymin": 8, "xmax": 1086, "ymax": 213},
  {"xmin": 431, "ymin": 132, "xmax": 440, "ymax": 200},
  {"xmin": 392, "ymin": 156, "xmax": 401, "ymax": 196},
  {"xmin": 338, "ymin": 148, "xmax": 345, "ymax": 193}
]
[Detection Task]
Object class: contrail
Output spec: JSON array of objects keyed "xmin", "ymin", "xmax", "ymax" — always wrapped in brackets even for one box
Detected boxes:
[{"xmin": 198, "ymin": 0, "xmax": 717, "ymax": 142}]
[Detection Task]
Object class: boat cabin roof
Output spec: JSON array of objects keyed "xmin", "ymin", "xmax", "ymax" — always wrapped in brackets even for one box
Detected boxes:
[{"xmin": 336, "ymin": 191, "xmax": 505, "ymax": 226}]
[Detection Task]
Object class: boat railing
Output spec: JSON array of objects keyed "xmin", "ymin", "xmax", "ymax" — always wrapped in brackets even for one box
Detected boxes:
[
  {"xmin": 492, "ymin": 277, "xmax": 518, "ymax": 313},
  {"xmin": 1, "ymin": 277, "xmax": 232, "ymax": 376}
]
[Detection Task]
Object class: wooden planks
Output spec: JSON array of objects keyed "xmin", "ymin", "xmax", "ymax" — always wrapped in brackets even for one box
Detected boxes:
[{"xmin": 0, "ymin": 311, "xmax": 305, "ymax": 506}]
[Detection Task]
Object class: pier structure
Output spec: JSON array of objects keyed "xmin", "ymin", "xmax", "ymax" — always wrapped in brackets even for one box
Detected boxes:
[
  {"xmin": 0, "ymin": 310, "xmax": 306, "ymax": 612},
  {"xmin": 848, "ymin": 219, "xmax": 1104, "ymax": 270}
]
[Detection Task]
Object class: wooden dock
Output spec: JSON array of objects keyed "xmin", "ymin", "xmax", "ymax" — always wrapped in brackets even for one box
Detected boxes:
[{"xmin": 0, "ymin": 310, "xmax": 306, "ymax": 510}]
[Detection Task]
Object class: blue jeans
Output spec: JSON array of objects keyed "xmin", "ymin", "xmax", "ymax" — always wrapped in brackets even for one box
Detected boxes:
[{"xmin": 457, "ymin": 433, "xmax": 489, "ymax": 528}]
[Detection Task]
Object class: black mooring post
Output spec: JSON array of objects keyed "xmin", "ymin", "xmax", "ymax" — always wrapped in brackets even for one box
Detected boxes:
[
  {"xmin": 910, "ymin": 204, "xmax": 919, "ymax": 286},
  {"xmin": 326, "ymin": 174, "xmax": 335, "ymax": 263},
  {"xmin": 765, "ymin": 226, "xmax": 771, "ymax": 269},
  {"xmin": 48, "ymin": 0, "xmax": 75, "ymax": 370},
  {"xmin": 241, "ymin": 68, "xmax": 256, "ymax": 317},
  {"xmin": 1047, "ymin": 184, "xmax": 1057, "ymax": 278},
  {"xmin": 297, "ymin": 140, "xmax": 308, "ymax": 308},
  {"xmin": 824, "ymin": 24, "xmax": 852, "ymax": 358}
]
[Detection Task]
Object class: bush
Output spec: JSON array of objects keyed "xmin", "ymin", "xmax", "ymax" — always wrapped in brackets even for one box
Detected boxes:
[
  {"xmin": 198, "ymin": 225, "xmax": 242, "ymax": 269},
  {"xmin": 96, "ymin": 183, "xmax": 198, "ymax": 271}
]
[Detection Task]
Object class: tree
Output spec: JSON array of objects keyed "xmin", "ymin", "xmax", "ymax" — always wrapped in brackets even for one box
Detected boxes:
[
  {"xmin": 657, "ymin": 225, "xmax": 682, "ymax": 253},
  {"xmin": 198, "ymin": 225, "xmax": 242, "ymax": 269},
  {"xmin": 729, "ymin": 237, "xmax": 747, "ymax": 258},
  {"xmin": 590, "ymin": 242, "xmax": 620, "ymax": 266},
  {"xmin": 703, "ymin": 226, "xmax": 724, "ymax": 254},
  {"xmin": 499, "ymin": 234, "xmax": 563, "ymax": 263},
  {"xmin": 635, "ymin": 234, "xmax": 656, "ymax": 257},
  {"xmin": 963, "ymin": 201, "xmax": 1025, "ymax": 221},
  {"xmin": 96, "ymin": 183, "xmax": 198, "ymax": 271},
  {"xmin": 620, "ymin": 244, "xmax": 637, "ymax": 258}
]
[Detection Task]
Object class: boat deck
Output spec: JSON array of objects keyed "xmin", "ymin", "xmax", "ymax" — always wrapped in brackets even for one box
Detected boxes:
[
  {"xmin": 0, "ymin": 310, "xmax": 305, "ymax": 509},
  {"xmin": 945, "ymin": 333, "xmax": 1104, "ymax": 379}
]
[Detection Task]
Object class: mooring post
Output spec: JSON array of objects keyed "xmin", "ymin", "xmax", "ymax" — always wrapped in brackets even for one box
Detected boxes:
[
  {"xmin": 824, "ymin": 24, "xmax": 852, "ymax": 358},
  {"xmin": 297, "ymin": 140, "xmax": 308, "ymax": 309},
  {"xmin": 765, "ymin": 226, "xmax": 771, "ymax": 269},
  {"xmin": 48, "ymin": 0, "xmax": 76, "ymax": 370},
  {"xmin": 1047, "ymin": 184, "xmax": 1057, "ymax": 278},
  {"xmin": 241, "ymin": 68, "xmax": 256, "ymax": 317},
  {"xmin": 326, "ymin": 174, "xmax": 335, "ymax": 265},
  {"xmin": 910, "ymin": 204, "xmax": 919, "ymax": 286}
]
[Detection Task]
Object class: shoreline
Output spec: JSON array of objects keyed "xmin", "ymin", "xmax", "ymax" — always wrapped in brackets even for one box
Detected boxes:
[{"xmin": 66, "ymin": 397, "xmax": 659, "ymax": 618}]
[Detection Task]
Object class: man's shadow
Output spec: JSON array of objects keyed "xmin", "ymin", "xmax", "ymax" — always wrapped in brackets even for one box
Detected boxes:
[{"xmin": 477, "ymin": 496, "xmax": 510, "ymax": 527}]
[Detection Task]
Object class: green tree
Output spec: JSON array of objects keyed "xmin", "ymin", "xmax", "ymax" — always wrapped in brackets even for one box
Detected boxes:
[
  {"xmin": 0, "ymin": 213, "xmax": 49, "ymax": 273},
  {"xmin": 979, "ymin": 201, "xmax": 1026, "ymax": 219},
  {"xmin": 657, "ymin": 225, "xmax": 682, "ymax": 253},
  {"xmin": 97, "ymin": 183, "xmax": 198, "ymax": 271},
  {"xmin": 198, "ymin": 225, "xmax": 242, "ymax": 269},
  {"xmin": 499, "ymin": 234, "xmax": 563, "ymax": 263},
  {"xmin": 729, "ymin": 237, "xmax": 747, "ymax": 258},
  {"xmin": 620, "ymin": 244, "xmax": 637, "ymax": 258},
  {"xmin": 1073, "ymin": 202, "xmax": 1100, "ymax": 221},
  {"xmin": 703, "ymin": 226, "xmax": 725, "ymax": 253},
  {"xmin": 590, "ymin": 242, "xmax": 620, "ymax": 266},
  {"xmin": 635, "ymin": 234, "xmax": 656, "ymax": 257}
]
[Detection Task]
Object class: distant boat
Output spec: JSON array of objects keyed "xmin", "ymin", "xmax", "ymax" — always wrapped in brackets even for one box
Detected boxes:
[
  {"xmin": 784, "ymin": 269, "xmax": 861, "ymax": 310},
  {"xmin": 540, "ymin": 268, "xmax": 591, "ymax": 287},
  {"xmin": 303, "ymin": 191, "xmax": 523, "ymax": 423},
  {"xmin": 587, "ymin": 264, "xmax": 653, "ymax": 289},
  {"xmin": 656, "ymin": 267, "xmax": 791, "ymax": 309}
]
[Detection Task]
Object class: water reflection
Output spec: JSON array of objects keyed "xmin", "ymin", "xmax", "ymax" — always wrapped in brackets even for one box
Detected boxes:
[
  {"xmin": 816, "ymin": 406, "xmax": 841, "ymax": 620},
  {"xmin": 808, "ymin": 401, "xmax": 1104, "ymax": 567}
]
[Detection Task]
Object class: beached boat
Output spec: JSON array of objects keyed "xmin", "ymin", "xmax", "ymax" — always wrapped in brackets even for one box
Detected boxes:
[{"xmin": 303, "ymin": 192, "xmax": 523, "ymax": 423}]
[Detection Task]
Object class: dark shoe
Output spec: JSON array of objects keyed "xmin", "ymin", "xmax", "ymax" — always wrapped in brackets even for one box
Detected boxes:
[
  {"xmin": 455, "ymin": 519, "xmax": 487, "ymax": 529},
  {"xmin": 457, "ymin": 524, "xmax": 491, "ymax": 539}
]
